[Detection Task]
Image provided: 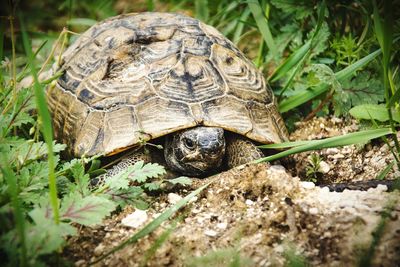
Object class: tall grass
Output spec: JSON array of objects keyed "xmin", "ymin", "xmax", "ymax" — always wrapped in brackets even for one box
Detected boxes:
[
  {"xmin": 372, "ymin": 1, "xmax": 400, "ymax": 168},
  {"xmin": 20, "ymin": 16, "xmax": 60, "ymax": 224}
]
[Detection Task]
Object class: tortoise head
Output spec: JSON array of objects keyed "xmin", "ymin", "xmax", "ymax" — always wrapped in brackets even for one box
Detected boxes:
[{"xmin": 164, "ymin": 127, "xmax": 225, "ymax": 176}]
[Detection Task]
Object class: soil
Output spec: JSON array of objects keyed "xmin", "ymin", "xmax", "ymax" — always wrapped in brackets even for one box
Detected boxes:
[{"xmin": 62, "ymin": 117, "xmax": 400, "ymax": 266}]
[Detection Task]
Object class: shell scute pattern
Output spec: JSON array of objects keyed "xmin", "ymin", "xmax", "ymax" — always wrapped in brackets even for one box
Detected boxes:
[{"xmin": 49, "ymin": 12, "xmax": 288, "ymax": 156}]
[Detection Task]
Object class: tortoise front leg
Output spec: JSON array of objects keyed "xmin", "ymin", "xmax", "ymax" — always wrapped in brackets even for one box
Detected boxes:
[
  {"xmin": 225, "ymin": 135, "xmax": 265, "ymax": 168},
  {"xmin": 91, "ymin": 149, "xmax": 152, "ymax": 187}
]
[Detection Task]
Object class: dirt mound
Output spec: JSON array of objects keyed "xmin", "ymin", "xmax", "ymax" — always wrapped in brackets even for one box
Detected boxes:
[{"xmin": 65, "ymin": 163, "xmax": 400, "ymax": 266}]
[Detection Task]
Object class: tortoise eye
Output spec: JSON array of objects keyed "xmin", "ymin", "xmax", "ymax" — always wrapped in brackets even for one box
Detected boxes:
[{"xmin": 184, "ymin": 138, "xmax": 195, "ymax": 149}]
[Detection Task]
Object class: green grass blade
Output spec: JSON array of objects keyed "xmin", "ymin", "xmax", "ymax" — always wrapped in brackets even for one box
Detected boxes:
[
  {"xmin": 279, "ymin": 84, "xmax": 328, "ymax": 113},
  {"xmin": 0, "ymin": 21, "xmax": 4, "ymax": 85},
  {"xmin": 16, "ymin": 40, "xmax": 48, "ymax": 82},
  {"xmin": 388, "ymin": 86, "xmax": 400, "ymax": 107},
  {"xmin": 89, "ymin": 181, "xmax": 212, "ymax": 265},
  {"xmin": 146, "ymin": 0, "xmax": 154, "ymax": 11},
  {"xmin": 233, "ymin": 8, "xmax": 251, "ymax": 44},
  {"xmin": 259, "ymin": 140, "xmax": 314, "ymax": 149},
  {"xmin": 335, "ymin": 49, "xmax": 382, "ymax": 81},
  {"xmin": 269, "ymin": 40, "xmax": 311, "ymax": 83},
  {"xmin": 372, "ymin": 1, "xmax": 384, "ymax": 49},
  {"xmin": 270, "ymin": 1, "xmax": 325, "ymax": 83},
  {"xmin": 375, "ymin": 162, "xmax": 394, "ymax": 180},
  {"xmin": 139, "ymin": 219, "xmax": 178, "ymax": 267},
  {"xmin": 0, "ymin": 20, "xmax": 4, "ymax": 63},
  {"xmin": 67, "ymin": 18, "xmax": 97, "ymax": 27},
  {"xmin": 0, "ymin": 161, "xmax": 27, "ymax": 267},
  {"xmin": 255, "ymin": 128, "xmax": 393, "ymax": 163},
  {"xmin": 279, "ymin": 48, "xmax": 382, "ymax": 113},
  {"xmin": 20, "ymin": 16, "xmax": 60, "ymax": 224},
  {"xmin": 248, "ymin": 0, "xmax": 277, "ymax": 57},
  {"xmin": 195, "ymin": 0, "xmax": 209, "ymax": 22}
]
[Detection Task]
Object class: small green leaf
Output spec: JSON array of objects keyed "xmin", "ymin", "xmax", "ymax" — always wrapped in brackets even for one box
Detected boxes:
[
  {"xmin": 60, "ymin": 193, "xmax": 116, "ymax": 226},
  {"xmin": 68, "ymin": 160, "xmax": 91, "ymax": 196},
  {"xmin": 104, "ymin": 170, "xmax": 130, "ymax": 190},
  {"xmin": 349, "ymin": 104, "xmax": 400, "ymax": 122},
  {"xmin": 144, "ymin": 182, "xmax": 161, "ymax": 191},
  {"xmin": 168, "ymin": 176, "xmax": 193, "ymax": 186},
  {"xmin": 28, "ymin": 207, "xmax": 76, "ymax": 256},
  {"xmin": 105, "ymin": 186, "xmax": 144, "ymax": 208},
  {"xmin": 133, "ymin": 198, "xmax": 150, "ymax": 210},
  {"xmin": 270, "ymin": 0, "xmax": 314, "ymax": 20},
  {"xmin": 128, "ymin": 161, "xmax": 166, "ymax": 183}
]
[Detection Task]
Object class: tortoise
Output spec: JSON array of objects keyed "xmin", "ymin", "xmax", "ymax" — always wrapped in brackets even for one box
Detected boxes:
[{"xmin": 47, "ymin": 12, "xmax": 289, "ymax": 177}]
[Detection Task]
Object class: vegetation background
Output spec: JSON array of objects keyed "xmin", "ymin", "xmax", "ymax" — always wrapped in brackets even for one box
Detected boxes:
[{"xmin": 0, "ymin": 0, "xmax": 399, "ymax": 266}]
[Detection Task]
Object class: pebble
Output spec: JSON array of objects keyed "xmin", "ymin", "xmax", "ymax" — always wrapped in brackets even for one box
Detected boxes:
[
  {"xmin": 300, "ymin": 181, "xmax": 316, "ymax": 189},
  {"xmin": 330, "ymin": 153, "xmax": 345, "ymax": 160},
  {"xmin": 121, "ymin": 209, "xmax": 148, "ymax": 228},
  {"xmin": 168, "ymin": 193, "xmax": 182, "ymax": 204},
  {"xmin": 270, "ymin": 165, "xmax": 287, "ymax": 173},
  {"xmin": 325, "ymin": 148, "xmax": 339, "ymax": 155},
  {"xmin": 216, "ymin": 222, "xmax": 228, "ymax": 230},
  {"xmin": 274, "ymin": 245, "xmax": 284, "ymax": 253},
  {"xmin": 341, "ymin": 146, "xmax": 353, "ymax": 154},
  {"xmin": 309, "ymin": 207, "xmax": 319, "ymax": 215},
  {"xmin": 204, "ymin": 229, "xmax": 218, "ymax": 237},
  {"xmin": 331, "ymin": 117, "xmax": 342, "ymax": 124},
  {"xmin": 94, "ymin": 244, "xmax": 105, "ymax": 256},
  {"xmin": 245, "ymin": 199, "xmax": 254, "ymax": 206},
  {"xmin": 379, "ymin": 144, "xmax": 389, "ymax": 153},
  {"xmin": 75, "ymin": 260, "xmax": 86, "ymax": 267},
  {"xmin": 365, "ymin": 150, "xmax": 374, "ymax": 158},
  {"xmin": 319, "ymin": 161, "xmax": 330, "ymax": 173}
]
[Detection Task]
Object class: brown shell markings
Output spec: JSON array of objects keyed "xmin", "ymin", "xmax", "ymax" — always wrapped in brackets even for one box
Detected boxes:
[{"xmin": 47, "ymin": 12, "xmax": 288, "ymax": 156}]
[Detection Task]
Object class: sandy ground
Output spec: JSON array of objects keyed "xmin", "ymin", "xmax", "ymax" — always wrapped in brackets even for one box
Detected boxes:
[{"xmin": 63, "ymin": 117, "xmax": 400, "ymax": 266}]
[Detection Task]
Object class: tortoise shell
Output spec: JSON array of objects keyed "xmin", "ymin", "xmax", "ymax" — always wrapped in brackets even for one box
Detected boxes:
[{"xmin": 47, "ymin": 12, "xmax": 288, "ymax": 157}]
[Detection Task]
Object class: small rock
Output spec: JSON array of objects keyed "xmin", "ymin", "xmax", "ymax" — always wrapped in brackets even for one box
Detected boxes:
[
  {"xmin": 245, "ymin": 199, "xmax": 254, "ymax": 206},
  {"xmin": 319, "ymin": 161, "xmax": 330, "ymax": 173},
  {"xmin": 379, "ymin": 144, "xmax": 389, "ymax": 153},
  {"xmin": 216, "ymin": 222, "xmax": 227, "ymax": 230},
  {"xmin": 330, "ymin": 153, "xmax": 345, "ymax": 160},
  {"xmin": 325, "ymin": 148, "xmax": 339, "ymax": 155},
  {"xmin": 204, "ymin": 229, "xmax": 218, "ymax": 237},
  {"xmin": 375, "ymin": 184, "xmax": 388, "ymax": 192},
  {"xmin": 168, "ymin": 193, "xmax": 182, "ymax": 204},
  {"xmin": 75, "ymin": 260, "xmax": 86, "ymax": 267},
  {"xmin": 270, "ymin": 165, "xmax": 287, "ymax": 173},
  {"xmin": 331, "ymin": 117, "xmax": 342, "ymax": 124},
  {"xmin": 94, "ymin": 244, "xmax": 105, "ymax": 256},
  {"xmin": 274, "ymin": 245, "xmax": 284, "ymax": 253},
  {"xmin": 300, "ymin": 181, "xmax": 315, "ymax": 189},
  {"xmin": 341, "ymin": 146, "xmax": 353, "ymax": 154},
  {"xmin": 365, "ymin": 150, "xmax": 374, "ymax": 158},
  {"xmin": 121, "ymin": 209, "xmax": 148, "ymax": 228},
  {"xmin": 323, "ymin": 231, "xmax": 332, "ymax": 238},
  {"xmin": 309, "ymin": 207, "xmax": 319, "ymax": 215}
]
